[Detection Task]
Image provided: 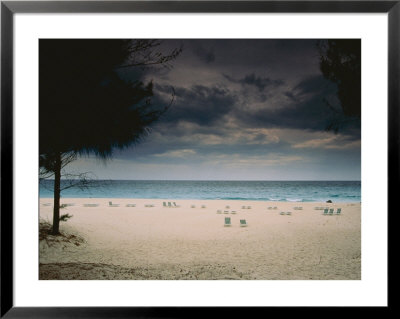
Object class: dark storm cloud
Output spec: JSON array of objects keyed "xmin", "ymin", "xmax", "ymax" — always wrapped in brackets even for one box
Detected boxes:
[
  {"xmin": 284, "ymin": 91, "xmax": 298, "ymax": 102},
  {"xmin": 224, "ymin": 73, "xmax": 285, "ymax": 92},
  {"xmin": 293, "ymin": 75, "xmax": 332, "ymax": 95},
  {"xmin": 152, "ymin": 71, "xmax": 359, "ymax": 139},
  {"xmin": 154, "ymin": 84, "xmax": 236, "ymax": 126},
  {"xmin": 228, "ymin": 74, "xmax": 360, "ymax": 136},
  {"xmin": 193, "ymin": 45, "xmax": 215, "ymax": 63}
]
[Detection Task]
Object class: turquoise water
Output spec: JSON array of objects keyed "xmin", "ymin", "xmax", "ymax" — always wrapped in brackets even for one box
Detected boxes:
[{"xmin": 39, "ymin": 180, "xmax": 361, "ymax": 202}]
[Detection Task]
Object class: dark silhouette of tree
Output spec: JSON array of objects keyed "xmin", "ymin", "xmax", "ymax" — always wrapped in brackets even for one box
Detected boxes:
[
  {"xmin": 40, "ymin": 40, "xmax": 181, "ymax": 234},
  {"xmin": 317, "ymin": 39, "xmax": 361, "ymax": 130}
]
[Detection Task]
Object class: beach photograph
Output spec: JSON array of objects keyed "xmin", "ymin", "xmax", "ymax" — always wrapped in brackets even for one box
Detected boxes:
[{"xmin": 39, "ymin": 39, "xmax": 361, "ymax": 280}]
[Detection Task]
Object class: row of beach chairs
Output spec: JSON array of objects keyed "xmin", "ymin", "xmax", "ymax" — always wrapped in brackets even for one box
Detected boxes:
[
  {"xmin": 217, "ymin": 210, "xmax": 237, "ymax": 214},
  {"xmin": 224, "ymin": 217, "xmax": 247, "ymax": 227},
  {"xmin": 44, "ymin": 202, "xmax": 340, "ymax": 216},
  {"xmin": 323, "ymin": 208, "xmax": 341, "ymax": 215},
  {"xmin": 163, "ymin": 201, "xmax": 179, "ymax": 208}
]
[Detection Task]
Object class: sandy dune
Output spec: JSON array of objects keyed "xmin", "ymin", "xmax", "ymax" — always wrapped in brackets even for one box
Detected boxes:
[{"xmin": 39, "ymin": 198, "xmax": 361, "ymax": 280}]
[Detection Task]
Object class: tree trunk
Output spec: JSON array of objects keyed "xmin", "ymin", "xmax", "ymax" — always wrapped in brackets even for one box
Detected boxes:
[{"xmin": 51, "ymin": 152, "xmax": 61, "ymax": 235}]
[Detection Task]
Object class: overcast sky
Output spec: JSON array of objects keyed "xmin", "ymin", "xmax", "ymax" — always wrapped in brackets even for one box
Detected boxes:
[{"xmin": 67, "ymin": 39, "xmax": 361, "ymax": 181}]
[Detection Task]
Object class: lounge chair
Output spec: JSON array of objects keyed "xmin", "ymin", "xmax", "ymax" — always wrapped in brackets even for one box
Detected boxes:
[
  {"xmin": 328, "ymin": 208, "xmax": 334, "ymax": 215},
  {"xmin": 84, "ymin": 203, "xmax": 99, "ymax": 207},
  {"xmin": 336, "ymin": 208, "xmax": 342, "ymax": 215},
  {"xmin": 286, "ymin": 211, "xmax": 292, "ymax": 215},
  {"xmin": 201, "ymin": 205, "xmax": 206, "ymax": 208},
  {"xmin": 168, "ymin": 202, "xmax": 172, "ymax": 208},
  {"xmin": 191, "ymin": 205, "xmax": 196, "ymax": 208},
  {"xmin": 217, "ymin": 210, "xmax": 222, "ymax": 214},
  {"xmin": 247, "ymin": 206, "xmax": 251, "ymax": 209},
  {"xmin": 226, "ymin": 205, "xmax": 230, "ymax": 209},
  {"xmin": 224, "ymin": 210, "xmax": 229, "ymax": 214},
  {"xmin": 126, "ymin": 204, "xmax": 136, "ymax": 207},
  {"xmin": 224, "ymin": 217, "xmax": 231, "ymax": 227},
  {"xmin": 280, "ymin": 212, "xmax": 286, "ymax": 215},
  {"xmin": 109, "ymin": 201, "xmax": 119, "ymax": 207},
  {"xmin": 323, "ymin": 208, "xmax": 329, "ymax": 215},
  {"xmin": 163, "ymin": 202, "xmax": 167, "ymax": 207},
  {"xmin": 241, "ymin": 206, "xmax": 246, "ymax": 209},
  {"xmin": 173, "ymin": 202, "xmax": 179, "ymax": 208},
  {"xmin": 240, "ymin": 219, "xmax": 248, "ymax": 227},
  {"xmin": 231, "ymin": 210, "xmax": 237, "ymax": 214}
]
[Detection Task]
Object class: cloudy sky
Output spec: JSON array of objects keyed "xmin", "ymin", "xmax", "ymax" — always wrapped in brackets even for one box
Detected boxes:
[{"xmin": 67, "ymin": 39, "xmax": 361, "ymax": 181}]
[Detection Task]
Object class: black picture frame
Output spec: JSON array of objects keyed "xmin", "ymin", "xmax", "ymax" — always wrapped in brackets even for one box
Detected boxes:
[{"xmin": 1, "ymin": 1, "xmax": 395, "ymax": 317}]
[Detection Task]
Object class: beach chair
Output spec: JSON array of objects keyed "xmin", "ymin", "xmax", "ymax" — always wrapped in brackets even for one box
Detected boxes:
[
  {"xmin": 168, "ymin": 202, "xmax": 172, "ymax": 208},
  {"xmin": 173, "ymin": 202, "xmax": 179, "ymax": 208},
  {"xmin": 336, "ymin": 208, "xmax": 342, "ymax": 215},
  {"xmin": 286, "ymin": 211, "xmax": 292, "ymax": 215},
  {"xmin": 240, "ymin": 219, "xmax": 248, "ymax": 227},
  {"xmin": 84, "ymin": 203, "xmax": 99, "ymax": 207},
  {"xmin": 109, "ymin": 201, "xmax": 119, "ymax": 207},
  {"xmin": 217, "ymin": 210, "xmax": 222, "ymax": 214},
  {"xmin": 241, "ymin": 206, "xmax": 246, "ymax": 209},
  {"xmin": 201, "ymin": 205, "xmax": 206, "ymax": 208},
  {"xmin": 163, "ymin": 202, "xmax": 167, "ymax": 207},
  {"xmin": 280, "ymin": 212, "xmax": 286, "ymax": 215},
  {"xmin": 224, "ymin": 217, "xmax": 231, "ymax": 227},
  {"xmin": 191, "ymin": 205, "xmax": 196, "ymax": 208},
  {"xmin": 224, "ymin": 210, "xmax": 229, "ymax": 214},
  {"xmin": 226, "ymin": 205, "xmax": 230, "ymax": 209},
  {"xmin": 247, "ymin": 206, "xmax": 251, "ymax": 209},
  {"xmin": 231, "ymin": 210, "xmax": 237, "ymax": 214},
  {"xmin": 273, "ymin": 207, "xmax": 278, "ymax": 210},
  {"xmin": 323, "ymin": 208, "xmax": 329, "ymax": 215},
  {"xmin": 126, "ymin": 204, "xmax": 136, "ymax": 207},
  {"xmin": 328, "ymin": 208, "xmax": 334, "ymax": 215}
]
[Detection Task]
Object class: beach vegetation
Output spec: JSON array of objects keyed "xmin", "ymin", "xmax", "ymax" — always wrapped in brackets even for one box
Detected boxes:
[
  {"xmin": 39, "ymin": 40, "xmax": 182, "ymax": 235},
  {"xmin": 60, "ymin": 213, "xmax": 73, "ymax": 222},
  {"xmin": 317, "ymin": 39, "xmax": 361, "ymax": 132}
]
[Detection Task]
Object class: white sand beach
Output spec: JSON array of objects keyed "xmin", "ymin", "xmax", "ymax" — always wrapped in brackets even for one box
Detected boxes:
[{"xmin": 39, "ymin": 198, "xmax": 361, "ymax": 280}]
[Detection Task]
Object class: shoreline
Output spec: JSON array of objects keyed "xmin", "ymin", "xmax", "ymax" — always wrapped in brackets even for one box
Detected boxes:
[{"xmin": 39, "ymin": 198, "xmax": 361, "ymax": 280}]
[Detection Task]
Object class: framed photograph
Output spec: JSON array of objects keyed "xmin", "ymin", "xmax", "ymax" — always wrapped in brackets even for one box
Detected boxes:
[{"xmin": 1, "ymin": 0, "xmax": 395, "ymax": 317}]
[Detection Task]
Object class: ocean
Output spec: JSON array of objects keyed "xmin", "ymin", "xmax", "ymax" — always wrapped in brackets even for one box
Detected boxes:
[{"xmin": 39, "ymin": 180, "xmax": 361, "ymax": 203}]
